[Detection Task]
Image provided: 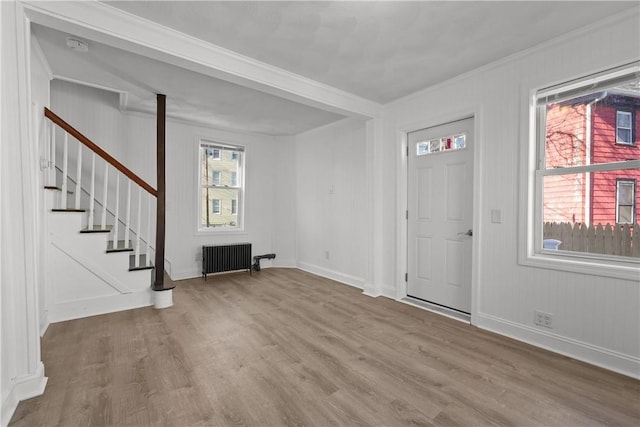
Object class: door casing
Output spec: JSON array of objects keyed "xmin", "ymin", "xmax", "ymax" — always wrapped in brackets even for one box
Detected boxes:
[{"xmin": 395, "ymin": 108, "xmax": 483, "ymax": 325}]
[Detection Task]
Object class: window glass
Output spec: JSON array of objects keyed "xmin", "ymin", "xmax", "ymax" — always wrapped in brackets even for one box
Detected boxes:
[
  {"xmin": 617, "ymin": 180, "xmax": 636, "ymax": 224},
  {"xmin": 416, "ymin": 133, "xmax": 466, "ymax": 156},
  {"xmin": 616, "ymin": 111, "xmax": 633, "ymax": 145},
  {"xmin": 535, "ymin": 67, "xmax": 640, "ymax": 261},
  {"xmin": 211, "ymin": 199, "xmax": 220, "ymax": 214},
  {"xmin": 200, "ymin": 142, "xmax": 244, "ymax": 230},
  {"xmin": 211, "ymin": 170, "xmax": 221, "ymax": 185}
]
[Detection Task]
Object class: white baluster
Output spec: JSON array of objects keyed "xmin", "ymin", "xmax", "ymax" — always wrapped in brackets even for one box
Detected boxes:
[
  {"xmin": 75, "ymin": 143, "xmax": 82, "ymax": 209},
  {"xmin": 124, "ymin": 181, "xmax": 131, "ymax": 248},
  {"xmin": 147, "ymin": 193, "xmax": 152, "ymax": 266},
  {"xmin": 135, "ymin": 187, "xmax": 142, "ymax": 268},
  {"xmin": 61, "ymin": 132, "xmax": 68, "ymax": 209},
  {"xmin": 114, "ymin": 174, "xmax": 120, "ymax": 248},
  {"xmin": 101, "ymin": 163, "xmax": 109, "ymax": 229},
  {"xmin": 88, "ymin": 153, "xmax": 96, "ymax": 229},
  {"xmin": 49, "ymin": 121, "xmax": 56, "ymax": 186}
]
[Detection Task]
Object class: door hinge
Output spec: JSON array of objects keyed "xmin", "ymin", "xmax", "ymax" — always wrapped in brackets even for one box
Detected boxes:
[
  {"xmin": 406, "ymin": 210, "xmax": 408, "ymax": 220},
  {"xmin": 406, "ymin": 145, "xmax": 409, "ymax": 157},
  {"xmin": 405, "ymin": 273, "xmax": 408, "ymax": 282}
]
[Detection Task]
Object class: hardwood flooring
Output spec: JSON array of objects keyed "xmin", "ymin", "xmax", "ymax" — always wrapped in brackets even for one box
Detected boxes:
[{"xmin": 10, "ymin": 268, "xmax": 640, "ymax": 426}]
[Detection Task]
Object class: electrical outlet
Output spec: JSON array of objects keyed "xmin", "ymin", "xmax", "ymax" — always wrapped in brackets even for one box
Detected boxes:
[{"xmin": 534, "ymin": 310, "xmax": 553, "ymax": 329}]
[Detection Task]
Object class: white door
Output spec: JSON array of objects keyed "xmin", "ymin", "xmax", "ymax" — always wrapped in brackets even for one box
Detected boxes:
[{"xmin": 407, "ymin": 117, "xmax": 474, "ymax": 314}]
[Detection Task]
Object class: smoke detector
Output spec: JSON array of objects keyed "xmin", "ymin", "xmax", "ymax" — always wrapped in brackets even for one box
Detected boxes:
[{"xmin": 65, "ymin": 37, "xmax": 88, "ymax": 52}]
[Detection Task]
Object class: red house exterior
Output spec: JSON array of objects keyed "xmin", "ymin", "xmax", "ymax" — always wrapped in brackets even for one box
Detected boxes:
[{"xmin": 544, "ymin": 91, "xmax": 640, "ymax": 227}]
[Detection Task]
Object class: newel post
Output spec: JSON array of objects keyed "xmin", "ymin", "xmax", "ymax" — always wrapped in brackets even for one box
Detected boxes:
[{"xmin": 153, "ymin": 94, "xmax": 172, "ymax": 305}]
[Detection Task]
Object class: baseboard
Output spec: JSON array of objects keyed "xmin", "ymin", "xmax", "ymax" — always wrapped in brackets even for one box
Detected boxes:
[
  {"xmin": 362, "ymin": 282, "xmax": 382, "ymax": 297},
  {"xmin": 169, "ymin": 269, "xmax": 201, "ymax": 281},
  {"xmin": 476, "ymin": 313, "xmax": 640, "ymax": 379},
  {"xmin": 363, "ymin": 284, "xmax": 396, "ymax": 299},
  {"xmin": 271, "ymin": 259, "xmax": 297, "ymax": 268},
  {"xmin": 2, "ymin": 362, "xmax": 47, "ymax": 427},
  {"xmin": 381, "ymin": 285, "xmax": 396, "ymax": 299},
  {"xmin": 296, "ymin": 262, "xmax": 365, "ymax": 290},
  {"xmin": 48, "ymin": 289, "xmax": 153, "ymax": 323}
]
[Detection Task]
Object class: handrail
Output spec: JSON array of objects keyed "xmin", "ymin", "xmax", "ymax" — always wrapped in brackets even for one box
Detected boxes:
[{"xmin": 44, "ymin": 107, "xmax": 158, "ymax": 197}]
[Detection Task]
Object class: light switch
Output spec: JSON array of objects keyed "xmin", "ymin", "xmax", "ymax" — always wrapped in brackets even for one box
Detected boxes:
[{"xmin": 491, "ymin": 209, "xmax": 502, "ymax": 224}]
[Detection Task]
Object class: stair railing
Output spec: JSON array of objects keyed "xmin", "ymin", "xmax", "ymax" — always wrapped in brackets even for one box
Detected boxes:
[{"xmin": 44, "ymin": 107, "xmax": 157, "ymax": 270}]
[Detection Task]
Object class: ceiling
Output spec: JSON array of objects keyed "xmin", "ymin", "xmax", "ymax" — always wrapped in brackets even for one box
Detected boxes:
[
  {"xmin": 33, "ymin": 1, "xmax": 637, "ymax": 136},
  {"xmin": 33, "ymin": 24, "xmax": 344, "ymax": 136}
]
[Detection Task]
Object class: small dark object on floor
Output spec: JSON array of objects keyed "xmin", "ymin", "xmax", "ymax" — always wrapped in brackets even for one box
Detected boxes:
[{"xmin": 252, "ymin": 253, "xmax": 276, "ymax": 271}]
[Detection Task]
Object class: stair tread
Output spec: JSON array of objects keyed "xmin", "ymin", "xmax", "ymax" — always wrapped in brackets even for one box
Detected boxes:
[
  {"xmin": 81, "ymin": 225, "xmax": 113, "ymax": 233},
  {"xmin": 44, "ymin": 186, "xmax": 73, "ymax": 194},
  {"xmin": 52, "ymin": 208, "xmax": 86, "ymax": 213},
  {"xmin": 129, "ymin": 253, "xmax": 154, "ymax": 271}
]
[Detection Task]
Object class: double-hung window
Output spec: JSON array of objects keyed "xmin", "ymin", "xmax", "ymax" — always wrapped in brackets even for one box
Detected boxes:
[
  {"xmin": 199, "ymin": 141, "xmax": 244, "ymax": 230},
  {"xmin": 616, "ymin": 111, "xmax": 633, "ymax": 145},
  {"xmin": 617, "ymin": 179, "xmax": 636, "ymax": 224},
  {"xmin": 523, "ymin": 63, "xmax": 640, "ymax": 278}
]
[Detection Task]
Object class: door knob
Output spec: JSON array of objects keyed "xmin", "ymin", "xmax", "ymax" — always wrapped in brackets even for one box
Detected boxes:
[{"xmin": 458, "ymin": 229, "xmax": 473, "ymax": 237}]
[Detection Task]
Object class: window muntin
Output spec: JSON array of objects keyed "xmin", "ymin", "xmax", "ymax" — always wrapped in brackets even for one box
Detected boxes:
[
  {"xmin": 534, "ymin": 65, "xmax": 640, "ymax": 262},
  {"xmin": 616, "ymin": 179, "xmax": 636, "ymax": 224},
  {"xmin": 416, "ymin": 133, "xmax": 466, "ymax": 156},
  {"xmin": 616, "ymin": 111, "xmax": 633, "ymax": 145},
  {"xmin": 199, "ymin": 141, "xmax": 244, "ymax": 230}
]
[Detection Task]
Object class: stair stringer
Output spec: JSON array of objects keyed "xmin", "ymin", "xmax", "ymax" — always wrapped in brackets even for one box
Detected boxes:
[{"xmin": 44, "ymin": 194, "xmax": 154, "ymax": 323}]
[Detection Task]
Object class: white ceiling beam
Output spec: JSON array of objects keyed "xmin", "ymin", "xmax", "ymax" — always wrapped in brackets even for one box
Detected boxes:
[{"xmin": 21, "ymin": 0, "xmax": 382, "ymax": 119}]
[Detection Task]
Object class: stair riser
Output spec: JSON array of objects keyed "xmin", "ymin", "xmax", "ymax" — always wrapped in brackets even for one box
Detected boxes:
[{"xmin": 45, "ymin": 193, "xmax": 154, "ymax": 323}]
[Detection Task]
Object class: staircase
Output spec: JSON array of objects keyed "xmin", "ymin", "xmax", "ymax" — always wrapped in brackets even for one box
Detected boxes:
[{"xmin": 41, "ymin": 108, "xmax": 169, "ymax": 324}]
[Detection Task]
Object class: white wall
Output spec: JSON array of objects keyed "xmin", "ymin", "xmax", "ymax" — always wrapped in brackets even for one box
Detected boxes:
[
  {"xmin": 129, "ymin": 114, "xmax": 280, "ymax": 279},
  {"xmin": 31, "ymin": 36, "xmax": 52, "ymax": 336},
  {"xmin": 271, "ymin": 136, "xmax": 297, "ymax": 268},
  {"xmin": 50, "ymin": 80, "xmax": 125, "ymax": 160},
  {"xmin": 1, "ymin": 3, "xmax": 47, "ymax": 425},
  {"xmin": 295, "ymin": 118, "xmax": 368, "ymax": 287},
  {"xmin": 383, "ymin": 11, "xmax": 639, "ymax": 377}
]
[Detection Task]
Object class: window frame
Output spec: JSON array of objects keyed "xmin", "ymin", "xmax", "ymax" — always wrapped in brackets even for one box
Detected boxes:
[
  {"xmin": 616, "ymin": 110, "xmax": 634, "ymax": 146},
  {"xmin": 616, "ymin": 178, "xmax": 636, "ymax": 224},
  {"xmin": 197, "ymin": 139, "xmax": 246, "ymax": 233},
  {"xmin": 519, "ymin": 62, "xmax": 640, "ymax": 280}
]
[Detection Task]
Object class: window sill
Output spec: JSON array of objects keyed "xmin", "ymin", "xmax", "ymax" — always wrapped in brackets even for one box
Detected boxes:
[{"xmin": 519, "ymin": 251, "xmax": 640, "ymax": 281}]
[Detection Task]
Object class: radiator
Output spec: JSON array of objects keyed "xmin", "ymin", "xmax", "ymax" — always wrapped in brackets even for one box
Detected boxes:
[{"xmin": 202, "ymin": 243, "xmax": 252, "ymax": 279}]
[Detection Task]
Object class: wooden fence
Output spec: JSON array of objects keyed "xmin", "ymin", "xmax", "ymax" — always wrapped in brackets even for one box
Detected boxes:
[{"xmin": 543, "ymin": 222, "xmax": 640, "ymax": 258}]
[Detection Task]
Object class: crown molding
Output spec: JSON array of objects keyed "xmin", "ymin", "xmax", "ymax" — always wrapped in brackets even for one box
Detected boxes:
[{"xmin": 20, "ymin": 0, "xmax": 382, "ymax": 119}]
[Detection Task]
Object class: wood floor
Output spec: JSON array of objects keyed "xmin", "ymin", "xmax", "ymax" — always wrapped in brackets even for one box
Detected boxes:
[{"xmin": 10, "ymin": 268, "xmax": 640, "ymax": 426}]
